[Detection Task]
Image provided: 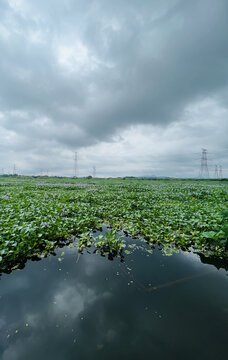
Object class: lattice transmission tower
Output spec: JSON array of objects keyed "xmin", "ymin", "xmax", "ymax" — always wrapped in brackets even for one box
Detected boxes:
[
  {"xmin": 92, "ymin": 166, "xmax": 96, "ymax": 178},
  {"xmin": 214, "ymin": 165, "xmax": 218, "ymax": 178},
  {"xmin": 200, "ymin": 148, "xmax": 209, "ymax": 178},
  {"xmin": 13, "ymin": 164, "xmax": 17, "ymax": 175},
  {"xmin": 219, "ymin": 165, "xmax": 223, "ymax": 179}
]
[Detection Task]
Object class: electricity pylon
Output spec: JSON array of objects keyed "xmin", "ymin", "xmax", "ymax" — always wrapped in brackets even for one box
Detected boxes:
[
  {"xmin": 219, "ymin": 165, "xmax": 223, "ymax": 179},
  {"xmin": 92, "ymin": 166, "xmax": 96, "ymax": 178},
  {"xmin": 13, "ymin": 164, "xmax": 17, "ymax": 175},
  {"xmin": 200, "ymin": 148, "xmax": 209, "ymax": 178},
  {"xmin": 214, "ymin": 165, "xmax": 218, "ymax": 178}
]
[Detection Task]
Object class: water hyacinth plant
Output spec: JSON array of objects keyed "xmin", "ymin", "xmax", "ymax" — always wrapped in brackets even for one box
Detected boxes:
[{"xmin": 0, "ymin": 177, "xmax": 227, "ymax": 273}]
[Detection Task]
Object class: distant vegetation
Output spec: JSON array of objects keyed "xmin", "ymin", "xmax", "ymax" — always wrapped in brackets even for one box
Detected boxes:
[{"xmin": 0, "ymin": 176, "xmax": 227, "ymax": 274}]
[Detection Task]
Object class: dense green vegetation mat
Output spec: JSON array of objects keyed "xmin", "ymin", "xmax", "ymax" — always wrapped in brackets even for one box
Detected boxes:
[{"xmin": 0, "ymin": 177, "xmax": 227, "ymax": 273}]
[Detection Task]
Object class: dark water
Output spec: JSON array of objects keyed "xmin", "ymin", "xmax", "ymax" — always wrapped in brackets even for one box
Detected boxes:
[{"xmin": 0, "ymin": 240, "xmax": 227, "ymax": 360}]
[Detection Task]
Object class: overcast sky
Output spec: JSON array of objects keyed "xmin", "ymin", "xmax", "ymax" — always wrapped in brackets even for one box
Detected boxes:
[{"xmin": 0, "ymin": 0, "xmax": 227, "ymax": 177}]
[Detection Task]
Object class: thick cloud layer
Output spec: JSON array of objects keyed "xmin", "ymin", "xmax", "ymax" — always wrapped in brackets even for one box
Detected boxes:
[{"xmin": 0, "ymin": 0, "xmax": 227, "ymax": 176}]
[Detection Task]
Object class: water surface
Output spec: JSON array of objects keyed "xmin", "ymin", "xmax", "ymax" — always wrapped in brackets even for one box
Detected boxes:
[{"xmin": 0, "ymin": 240, "xmax": 227, "ymax": 360}]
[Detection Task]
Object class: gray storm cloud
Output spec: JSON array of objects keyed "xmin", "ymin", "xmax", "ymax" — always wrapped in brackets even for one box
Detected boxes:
[{"xmin": 0, "ymin": 0, "xmax": 227, "ymax": 175}]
